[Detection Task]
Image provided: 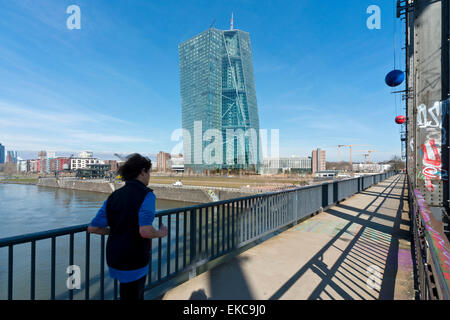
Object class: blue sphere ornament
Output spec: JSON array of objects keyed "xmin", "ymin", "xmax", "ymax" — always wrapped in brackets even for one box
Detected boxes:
[{"xmin": 385, "ymin": 70, "xmax": 405, "ymax": 87}]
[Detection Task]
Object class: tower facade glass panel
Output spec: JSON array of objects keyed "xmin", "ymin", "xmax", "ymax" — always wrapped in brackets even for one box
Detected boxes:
[
  {"xmin": 179, "ymin": 27, "xmax": 261, "ymax": 172},
  {"xmin": 0, "ymin": 144, "xmax": 5, "ymax": 164}
]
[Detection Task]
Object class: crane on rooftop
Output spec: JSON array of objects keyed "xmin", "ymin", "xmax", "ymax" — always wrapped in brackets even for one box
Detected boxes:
[
  {"xmin": 114, "ymin": 153, "xmax": 130, "ymax": 161},
  {"xmin": 367, "ymin": 150, "xmax": 376, "ymax": 164}
]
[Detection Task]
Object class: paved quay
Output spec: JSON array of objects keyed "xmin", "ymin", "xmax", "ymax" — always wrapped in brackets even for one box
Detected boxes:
[{"xmin": 160, "ymin": 175, "xmax": 415, "ymax": 300}]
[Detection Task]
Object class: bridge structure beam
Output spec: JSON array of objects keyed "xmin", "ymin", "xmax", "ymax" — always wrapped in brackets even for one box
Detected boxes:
[{"xmin": 403, "ymin": 0, "xmax": 450, "ymax": 223}]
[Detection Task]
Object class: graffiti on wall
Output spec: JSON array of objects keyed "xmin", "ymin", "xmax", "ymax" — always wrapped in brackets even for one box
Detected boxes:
[
  {"xmin": 409, "ymin": 138, "xmax": 415, "ymax": 171},
  {"xmin": 416, "ymin": 101, "xmax": 448, "ymax": 192}
]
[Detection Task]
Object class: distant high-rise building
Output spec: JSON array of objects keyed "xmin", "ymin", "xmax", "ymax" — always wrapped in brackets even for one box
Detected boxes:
[
  {"xmin": 29, "ymin": 159, "xmax": 39, "ymax": 172},
  {"xmin": 157, "ymin": 151, "xmax": 171, "ymax": 172},
  {"xmin": 50, "ymin": 158, "xmax": 71, "ymax": 173},
  {"xmin": 0, "ymin": 143, "xmax": 5, "ymax": 164},
  {"xmin": 103, "ymin": 160, "xmax": 119, "ymax": 172},
  {"xmin": 179, "ymin": 20, "xmax": 261, "ymax": 172},
  {"xmin": 312, "ymin": 148, "xmax": 326, "ymax": 173},
  {"xmin": 17, "ymin": 160, "xmax": 28, "ymax": 172},
  {"xmin": 38, "ymin": 151, "xmax": 47, "ymax": 173},
  {"xmin": 6, "ymin": 151, "xmax": 18, "ymax": 164},
  {"xmin": 37, "ymin": 151, "xmax": 47, "ymax": 158}
]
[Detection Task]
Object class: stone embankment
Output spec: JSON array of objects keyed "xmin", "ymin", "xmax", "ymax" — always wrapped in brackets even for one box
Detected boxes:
[
  {"xmin": 0, "ymin": 180, "xmax": 37, "ymax": 185},
  {"xmin": 37, "ymin": 177, "xmax": 256, "ymax": 203}
]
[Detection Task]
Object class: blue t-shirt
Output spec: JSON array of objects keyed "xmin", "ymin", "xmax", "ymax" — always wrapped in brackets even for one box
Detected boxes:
[{"xmin": 90, "ymin": 191, "xmax": 156, "ymax": 283}]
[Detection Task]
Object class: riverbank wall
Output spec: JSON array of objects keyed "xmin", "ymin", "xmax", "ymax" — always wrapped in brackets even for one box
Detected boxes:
[
  {"xmin": 0, "ymin": 180, "xmax": 37, "ymax": 185},
  {"xmin": 37, "ymin": 178, "xmax": 255, "ymax": 203}
]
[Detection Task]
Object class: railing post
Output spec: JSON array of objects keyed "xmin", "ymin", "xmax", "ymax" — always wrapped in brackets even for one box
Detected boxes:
[
  {"xmin": 293, "ymin": 191, "xmax": 298, "ymax": 226},
  {"xmin": 189, "ymin": 209, "xmax": 197, "ymax": 279},
  {"xmin": 238, "ymin": 201, "xmax": 242, "ymax": 246},
  {"xmin": 100, "ymin": 234, "xmax": 105, "ymax": 300},
  {"xmin": 168, "ymin": 214, "xmax": 172, "ymax": 277},
  {"xmin": 232, "ymin": 202, "xmax": 236, "ymax": 249},
  {"xmin": 51, "ymin": 237, "xmax": 56, "ymax": 300},
  {"xmin": 176, "ymin": 212, "xmax": 180, "ymax": 273},
  {"xmin": 30, "ymin": 241, "xmax": 36, "ymax": 300},
  {"xmin": 69, "ymin": 233, "xmax": 74, "ymax": 300},
  {"xmin": 8, "ymin": 245, "xmax": 13, "ymax": 300},
  {"xmin": 85, "ymin": 232, "xmax": 90, "ymax": 300}
]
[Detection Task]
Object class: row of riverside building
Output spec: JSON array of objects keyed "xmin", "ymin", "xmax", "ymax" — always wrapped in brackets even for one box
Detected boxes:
[
  {"xmin": 5, "ymin": 150, "xmax": 120, "ymax": 175},
  {"xmin": 156, "ymin": 148, "xmax": 327, "ymax": 174}
]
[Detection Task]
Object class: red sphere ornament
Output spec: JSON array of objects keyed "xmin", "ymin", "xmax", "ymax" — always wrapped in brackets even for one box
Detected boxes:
[{"xmin": 395, "ymin": 115, "xmax": 406, "ymax": 124}]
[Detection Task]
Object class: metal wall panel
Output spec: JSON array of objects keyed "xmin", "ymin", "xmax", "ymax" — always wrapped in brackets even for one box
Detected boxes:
[{"xmin": 410, "ymin": 0, "xmax": 446, "ymax": 206}]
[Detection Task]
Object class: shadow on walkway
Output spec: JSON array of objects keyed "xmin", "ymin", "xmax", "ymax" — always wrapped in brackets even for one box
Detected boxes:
[
  {"xmin": 268, "ymin": 175, "xmax": 408, "ymax": 300},
  {"xmin": 186, "ymin": 256, "xmax": 254, "ymax": 300},
  {"xmin": 162, "ymin": 175, "xmax": 412, "ymax": 300}
]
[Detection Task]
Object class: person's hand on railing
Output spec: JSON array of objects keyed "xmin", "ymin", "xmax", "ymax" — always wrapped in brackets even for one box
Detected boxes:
[
  {"xmin": 139, "ymin": 224, "xmax": 168, "ymax": 239},
  {"xmin": 87, "ymin": 226, "xmax": 110, "ymax": 235},
  {"xmin": 159, "ymin": 224, "xmax": 168, "ymax": 238}
]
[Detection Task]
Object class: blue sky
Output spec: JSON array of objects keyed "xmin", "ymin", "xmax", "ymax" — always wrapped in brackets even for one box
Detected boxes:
[{"xmin": 0, "ymin": 0, "xmax": 405, "ymax": 162}]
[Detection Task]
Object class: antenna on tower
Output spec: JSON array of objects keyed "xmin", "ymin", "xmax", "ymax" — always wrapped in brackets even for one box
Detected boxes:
[
  {"xmin": 231, "ymin": 12, "xmax": 234, "ymax": 30},
  {"xmin": 209, "ymin": 18, "xmax": 216, "ymax": 30}
]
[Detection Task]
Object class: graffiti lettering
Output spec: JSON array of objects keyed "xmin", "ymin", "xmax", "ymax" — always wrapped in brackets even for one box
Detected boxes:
[
  {"xmin": 416, "ymin": 101, "xmax": 448, "ymax": 192},
  {"xmin": 421, "ymin": 139, "xmax": 441, "ymax": 167},
  {"xmin": 417, "ymin": 104, "xmax": 431, "ymax": 128},
  {"xmin": 420, "ymin": 139, "xmax": 444, "ymax": 191},
  {"xmin": 417, "ymin": 102, "xmax": 441, "ymax": 129}
]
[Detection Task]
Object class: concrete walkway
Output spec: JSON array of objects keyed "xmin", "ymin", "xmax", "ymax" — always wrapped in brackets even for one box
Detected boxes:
[{"xmin": 161, "ymin": 175, "xmax": 415, "ymax": 300}]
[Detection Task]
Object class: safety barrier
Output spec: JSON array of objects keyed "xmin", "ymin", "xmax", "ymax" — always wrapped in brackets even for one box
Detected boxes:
[
  {"xmin": 0, "ymin": 171, "xmax": 395, "ymax": 300},
  {"xmin": 408, "ymin": 177, "xmax": 450, "ymax": 300}
]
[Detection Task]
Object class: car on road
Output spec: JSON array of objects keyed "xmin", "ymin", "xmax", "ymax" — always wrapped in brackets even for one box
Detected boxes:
[{"xmin": 173, "ymin": 180, "xmax": 183, "ymax": 186}]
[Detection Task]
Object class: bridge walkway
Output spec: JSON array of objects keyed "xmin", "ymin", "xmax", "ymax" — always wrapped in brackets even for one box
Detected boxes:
[{"xmin": 159, "ymin": 175, "xmax": 415, "ymax": 300}]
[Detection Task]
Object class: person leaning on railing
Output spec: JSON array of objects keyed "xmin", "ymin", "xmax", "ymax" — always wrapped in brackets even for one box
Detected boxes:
[{"xmin": 87, "ymin": 153, "xmax": 167, "ymax": 301}]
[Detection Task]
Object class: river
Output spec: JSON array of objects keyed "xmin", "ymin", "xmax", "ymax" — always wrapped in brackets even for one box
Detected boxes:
[
  {"xmin": 0, "ymin": 184, "xmax": 195, "ymax": 238},
  {"xmin": 0, "ymin": 183, "xmax": 197, "ymax": 300}
]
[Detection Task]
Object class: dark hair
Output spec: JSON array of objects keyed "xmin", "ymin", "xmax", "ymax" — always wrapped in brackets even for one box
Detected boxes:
[{"xmin": 118, "ymin": 153, "xmax": 152, "ymax": 181}]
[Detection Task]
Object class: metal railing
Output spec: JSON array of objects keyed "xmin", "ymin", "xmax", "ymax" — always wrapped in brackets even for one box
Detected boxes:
[
  {"xmin": 408, "ymin": 176, "xmax": 450, "ymax": 300},
  {"xmin": 0, "ymin": 172, "xmax": 395, "ymax": 300}
]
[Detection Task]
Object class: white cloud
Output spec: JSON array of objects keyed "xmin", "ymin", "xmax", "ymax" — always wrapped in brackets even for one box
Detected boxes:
[
  {"xmin": 0, "ymin": 100, "xmax": 154, "ymax": 152},
  {"xmin": 67, "ymin": 131, "xmax": 152, "ymax": 143}
]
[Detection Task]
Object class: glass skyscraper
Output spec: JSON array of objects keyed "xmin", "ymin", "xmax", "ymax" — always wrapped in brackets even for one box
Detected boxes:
[
  {"xmin": 178, "ymin": 26, "xmax": 261, "ymax": 172},
  {"xmin": 0, "ymin": 143, "xmax": 5, "ymax": 164}
]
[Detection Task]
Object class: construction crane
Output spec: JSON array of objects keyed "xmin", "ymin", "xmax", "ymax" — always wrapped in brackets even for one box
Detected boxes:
[
  {"xmin": 114, "ymin": 153, "xmax": 129, "ymax": 161},
  {"xmin": 338, "ymin": 145, "xmax": 371, "ymax": 166},
  {"xmin": 363, "ymin": 154, "xmax": 369, "ymax": 164},
  {"xmin": 353, "ymin": 149, "xmax": 377, "ymax": 164},
  {"xmin": 321, "ymin": 145, "xmax": 372, "ymax": 168},
  {"xmin": 320, "ymin": 145, "xmax": 348, "ymax": 163},
  {"xmin": 337, "ymin": 145, "xmax": 346, "ymax": 163},
  {"xmin": 367, "ymin": 150, "xmax": 376, "ymax": 164}
]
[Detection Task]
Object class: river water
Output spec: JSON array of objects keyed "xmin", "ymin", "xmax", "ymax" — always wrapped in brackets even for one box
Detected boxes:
[
  {"xmin": 0, "ymin": 183, "xmax": 197, "ymax": 300},
  {"xmin": 0, "ymin": 184, "xmax": 194, "ymax": 238}
]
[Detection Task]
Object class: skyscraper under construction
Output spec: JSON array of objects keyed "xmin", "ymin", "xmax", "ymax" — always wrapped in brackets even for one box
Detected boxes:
[{"xmin": 178, "ymin": 17, "xmax": 261, "ymax": 172}]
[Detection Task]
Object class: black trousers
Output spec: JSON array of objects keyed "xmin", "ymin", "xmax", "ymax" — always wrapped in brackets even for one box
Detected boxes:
[{"xmin": 119, "ymin": 276, "xmax": 146, "ymax": 301}]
